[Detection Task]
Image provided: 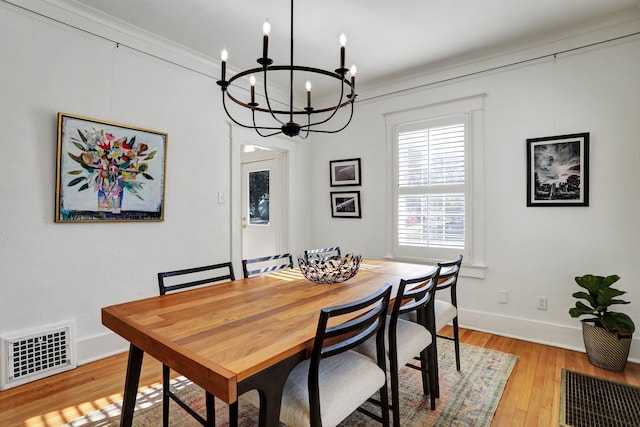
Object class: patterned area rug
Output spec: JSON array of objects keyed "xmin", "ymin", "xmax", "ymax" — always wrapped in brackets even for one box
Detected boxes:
[{"xmin": 66, "ymin": 339, "xmax": 516, "ymax": 427}]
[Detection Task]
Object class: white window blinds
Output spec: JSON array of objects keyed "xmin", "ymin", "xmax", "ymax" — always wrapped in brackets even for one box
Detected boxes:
[{"xmin": 396, "ymin": 119, "xmax": 466, "ymax": 249}]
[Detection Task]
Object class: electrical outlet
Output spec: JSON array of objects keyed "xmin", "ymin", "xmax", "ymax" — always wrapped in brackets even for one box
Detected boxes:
[
  {"xmin": 498, "ymin": 290, "xmax": 508, "ymax": 304},
  {"xmin": 537, "ymin": 296, "xmax": 547, "ymax": 310}
]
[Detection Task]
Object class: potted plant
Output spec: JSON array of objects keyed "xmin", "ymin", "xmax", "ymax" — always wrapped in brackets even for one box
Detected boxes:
[{"xmin": 569, "ymin": 274, "xmax": 635, "ymax": 371}]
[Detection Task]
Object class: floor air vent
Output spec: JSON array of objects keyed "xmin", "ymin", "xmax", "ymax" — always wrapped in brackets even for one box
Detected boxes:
[
  {"xmin": 560, "ymin": 369, "xmax": 640, "ymax": 427},
  {"xmin": 1, "ymin": 320, "xmax": 76, "ymax": 390}
]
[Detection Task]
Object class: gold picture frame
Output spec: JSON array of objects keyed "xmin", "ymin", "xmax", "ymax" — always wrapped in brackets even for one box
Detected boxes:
[{"xmin": 55, "ymin": 113, "xmax": 168, "ymax": 222}]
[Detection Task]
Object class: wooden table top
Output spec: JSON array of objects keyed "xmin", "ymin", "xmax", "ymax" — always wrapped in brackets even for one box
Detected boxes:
[{"xmin": 101, "ymin": 258, "xmax": 430, "ymax": 404}]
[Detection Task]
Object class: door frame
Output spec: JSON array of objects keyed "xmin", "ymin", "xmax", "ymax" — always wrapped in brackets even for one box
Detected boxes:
[{"xmin": 230, "ymin": 125, "xmax": 294, "ymax": 273}]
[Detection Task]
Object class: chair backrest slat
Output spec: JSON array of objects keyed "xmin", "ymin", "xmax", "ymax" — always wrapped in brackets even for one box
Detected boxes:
[
  {"xmin": 304, "ymin": 246, "xmax": 341, "ymax": 263},
  {"xmin": 242, "ymin": 253, "xmax": 294, "ymax": 278},
  {"xmin": 312, "ymin": 283, "xmax": 392, "ymax": 360},
  {"xmin": 157, "ymin": 262, "xmax": 235, "ymax": 295},
  {"xmin": 436, "ymin": 254, "xmax": 463, "ymax": 290},
  {"xmin": 390, "ymin": 266, "xmax": 441, "ymax": 340}
]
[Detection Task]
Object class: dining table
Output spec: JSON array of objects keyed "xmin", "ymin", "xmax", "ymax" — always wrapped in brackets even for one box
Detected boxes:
[{"xmin": 101, "ymin": 258, "xmax": 432, "ymax": 427}]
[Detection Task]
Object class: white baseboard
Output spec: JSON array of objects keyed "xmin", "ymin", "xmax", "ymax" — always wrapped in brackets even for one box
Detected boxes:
[
  {"xmin": 459, "ymin": 308, "xmax": 640, "ymax": 364},
  {"xmin": 76, "ymin": 331, "xmax": 129, "ymax": 365}
]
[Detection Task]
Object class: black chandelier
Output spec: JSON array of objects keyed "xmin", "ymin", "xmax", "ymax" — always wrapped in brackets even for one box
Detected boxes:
[{"xmin": 216, "ymin": 0, "xmax": 357, "ymax": 138}]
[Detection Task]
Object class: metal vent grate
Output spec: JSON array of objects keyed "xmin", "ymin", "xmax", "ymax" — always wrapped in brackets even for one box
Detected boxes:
[
  {"xmin": 560, "ymin": 369, "xmax": 640, "ymax": 427},
  {"xmin": 1, "ymin": 321, "xmax": 76, "ymax": 390}
]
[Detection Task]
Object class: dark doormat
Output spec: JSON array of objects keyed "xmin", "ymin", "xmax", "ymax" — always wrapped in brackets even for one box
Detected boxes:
[{"xmin": 560, "ymin": 368, "xmax": 640, "ymax": 427}]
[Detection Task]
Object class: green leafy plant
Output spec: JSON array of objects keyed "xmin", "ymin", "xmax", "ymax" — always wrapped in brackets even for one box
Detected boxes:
[{"xmin": 569, "ymin": 274, "xmax": 635, "ymax": 334}]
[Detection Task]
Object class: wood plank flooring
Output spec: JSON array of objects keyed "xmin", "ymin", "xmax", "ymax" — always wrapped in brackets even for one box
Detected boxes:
[{"xmin": 1, "ymin": 327, "xmax": 638, "ymax": 427}]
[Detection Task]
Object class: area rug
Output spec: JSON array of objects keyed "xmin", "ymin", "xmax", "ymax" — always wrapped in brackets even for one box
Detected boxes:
[
  {"xmin": 559, "ymin": 369, "xmax": 640, "ymax": 427},
  {"xmin": 66, "ymin": 339, "xmax": 516, "ymax": 427}
]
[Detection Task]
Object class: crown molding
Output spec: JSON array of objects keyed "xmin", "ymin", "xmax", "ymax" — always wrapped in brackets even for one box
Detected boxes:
[
  {"xmin": 355, "ymin": 8, "xmax": 640, "ymax": 103},
  {"xmin": 3, "ymin": 0, "xmax": 218, "ymax": 76}
]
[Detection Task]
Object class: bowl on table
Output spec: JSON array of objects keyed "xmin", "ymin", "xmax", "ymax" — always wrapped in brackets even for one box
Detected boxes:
[{"xmin": 298, "ymin": 253, "xmax": 362, "ymax": 284}]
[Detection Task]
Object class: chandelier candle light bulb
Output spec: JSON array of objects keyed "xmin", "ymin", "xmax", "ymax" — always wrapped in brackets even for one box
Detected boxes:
[
  {"xmin": 262, "ymin": 20, "xmax": 270, "ymax": 61},
  {"xmin": 306, "ymin": 81, "xmax": 312, "ymax": 109},
  {"xmin": 350, "ymin": 65, "xmax": 357, "ymax": 90},
  {"xmin": 339, "ymin": 33, "xmax": 347, "ymax": 72},
  {"xmin": 220, "ymin": 49, "xmax": 228, "ymax": 81},
  {"xmin": 249, "ymin": 75, "xmax": 257, "ymax": 106}
]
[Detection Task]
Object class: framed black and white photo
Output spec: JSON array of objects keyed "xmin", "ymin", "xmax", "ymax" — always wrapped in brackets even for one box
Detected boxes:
[
  {"xmin": 330, "ymin": 191, "xmax": 361, "ymax": 218},
  {"xmin": 330, "ymin": 158, "xmax": 361, "ymax": 186},
  {"xmin": 526, "ymin": 133, "xmax": 589, "ymax": 207}
]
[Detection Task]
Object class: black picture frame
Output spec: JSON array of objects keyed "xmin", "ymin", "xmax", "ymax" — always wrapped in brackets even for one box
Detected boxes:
[
  {"xmin": 526, "ymin": 132, "xmax": 589, "ymax": 207},
  {"xmin": 329, "ymin": 158, "xmax": 361, "ymax": 186},
  {"xmin": 330, "ymin": 191, "xmax": 361, "ymax": 218}
]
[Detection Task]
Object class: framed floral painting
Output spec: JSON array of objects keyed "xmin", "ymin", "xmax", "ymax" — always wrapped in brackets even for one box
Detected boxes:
[{"xmin": 55, "ymin": 113, "xmax": 168, "ymax": 222}]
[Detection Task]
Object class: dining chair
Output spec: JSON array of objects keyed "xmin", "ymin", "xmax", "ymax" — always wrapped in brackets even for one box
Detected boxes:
[
  {"xmin": 402, "ymin": 255, "xmax": 464, "ymax": 375},
  {"xmin": 247, "ymin": 284, "xmax": 392, "ymax": 427},
  {"xmin": 157, "ymin": 262, "xmax": 237, "ymax": 427},
  {"xmin": 355, "ymin": 266, "xmax": 440, "ymax": 426},
  {"xmin": 303, "ymin": 246, "xmax": 341, "ymax": 263},
  {"xmin": 433, "ymin": 255, "xmax": 463, "ymax": 371},
  {"xmin": 241, "ymin": 253, "xmax": 294, "ymax": 278}
]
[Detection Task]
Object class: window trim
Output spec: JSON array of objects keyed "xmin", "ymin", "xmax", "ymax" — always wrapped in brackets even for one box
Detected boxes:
[{"xmin": 384, "ymin": 95, "xmax": 486, "ymax": 274}]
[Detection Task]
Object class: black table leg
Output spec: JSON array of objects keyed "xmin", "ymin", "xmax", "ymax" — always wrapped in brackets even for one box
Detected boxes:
[
  {"xmin": 238, "ymin": 351, "xmax": 305, "ymax": 427},
  {"xmin": 120, "ymin": 344, "xmax": 144, "ymax": 427}
]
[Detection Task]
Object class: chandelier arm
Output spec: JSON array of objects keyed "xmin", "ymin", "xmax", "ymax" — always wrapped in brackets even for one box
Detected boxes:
[
  {"xmin": 222, "ymin": 91, "xmax": 282, "ymax": 135},
  {"xmin": 300, "ymin": 77, "xmax": 349, "ymax": 128},
  {"xmin": 260, "ymin": 66, "xmax": 286, "ymax": 126},
  {"xmin": 225, "ymin": 66, "xmax": 282, "ymax": 118},
  {"xmin": 296, "ymin": 114, "xmax": 312, "ymax": 140},
  {"xmin": 304, "ymin": 99, "xmax": 356, "ymax": 134},
  {"xmin": 253, "ymin": 127, "xmax": 283, "ymax": 138},
  {"xmin": 251, "ymin": 108, "xmax": 284, "ymax": 138}
]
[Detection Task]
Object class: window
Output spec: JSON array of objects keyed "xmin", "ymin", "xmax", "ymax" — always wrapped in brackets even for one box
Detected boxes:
[
  {"xmin": 397, "ymin": 118, "xmax": 466, "ymax": 250},
  {"xmin": 248, "ymin": 169, "xmax": 270, "ymax": 225},
  {"xmin": 386, "ymin": 95, "xmax": 485, "ymax": 269}
]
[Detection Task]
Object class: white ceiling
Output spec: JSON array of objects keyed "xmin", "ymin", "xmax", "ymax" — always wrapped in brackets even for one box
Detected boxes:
[{"xmin": 65, "ymin": 0, "xmax": 640, "ymax": 94}]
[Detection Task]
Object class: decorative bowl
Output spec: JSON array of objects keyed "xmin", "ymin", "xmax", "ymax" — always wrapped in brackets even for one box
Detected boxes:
[{"xmin": 298, "ymin": 253, "xmax": 362, "ymax": 284}]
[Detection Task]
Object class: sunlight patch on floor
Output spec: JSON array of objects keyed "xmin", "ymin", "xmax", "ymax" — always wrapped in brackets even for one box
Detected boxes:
[{"xmin": 23, "ymin": 383, "xmax": 162, "ymax": 427}]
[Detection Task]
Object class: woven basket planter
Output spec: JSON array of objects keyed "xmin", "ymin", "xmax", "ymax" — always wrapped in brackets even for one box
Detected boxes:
[{"xmin": 582, "ymin": 321, "xmax": 632, "ymax": 371}]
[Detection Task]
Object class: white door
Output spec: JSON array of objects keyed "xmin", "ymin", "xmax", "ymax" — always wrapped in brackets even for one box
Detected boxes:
[{"xmin": 241, "ymin": 151, "xmax": 282, "ymax": 260}]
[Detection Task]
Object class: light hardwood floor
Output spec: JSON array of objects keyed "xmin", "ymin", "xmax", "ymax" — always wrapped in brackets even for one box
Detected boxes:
[{"xmin": 1, "ymin": 327, "xmax": 638, "ymax": 427}]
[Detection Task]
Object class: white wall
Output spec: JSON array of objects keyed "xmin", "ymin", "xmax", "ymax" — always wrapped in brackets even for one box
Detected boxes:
[
  {"xmin": 310, "ymin": 22, "xmax": 640, "ymax": 360},
  {"xmin": 1, "ymin": 0, "xmax": 639, "ymax": 374},
  {"xmin": 0, "ymin": 2, "xmax": 312, "ymax": 364}
]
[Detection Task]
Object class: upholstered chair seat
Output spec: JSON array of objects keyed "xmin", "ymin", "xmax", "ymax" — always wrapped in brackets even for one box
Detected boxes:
[
  {"xmin": 355, "ymin": 317, "xmax": 432, "ymax": 371},
  {"xmin": 278, "ymin": 351, "xmax": 386, "ymax": 427}
]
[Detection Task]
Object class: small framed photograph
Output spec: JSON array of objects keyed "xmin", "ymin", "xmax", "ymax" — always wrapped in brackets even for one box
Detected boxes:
[
  {"xmin": 330, "ymin": 158, "xmax": 361, "ymax": 186},
  {"xmin": 55, "ymin": 113, "xmax": 168, "ymax": 222},
  {"xmin": 526, "ymin": 133, "xmax": 589, "ymax": 207},
  {"xmin": 331, "ymin": 191, "xmax": 361, "ymax": 218}
]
